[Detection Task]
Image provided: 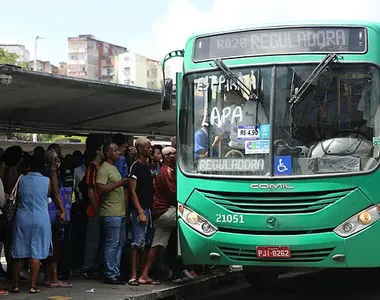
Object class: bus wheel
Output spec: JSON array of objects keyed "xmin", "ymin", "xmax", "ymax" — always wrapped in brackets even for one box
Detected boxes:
[{"xmin": 243, "ymin": 268, "xmax": 279, "ymax": 289}]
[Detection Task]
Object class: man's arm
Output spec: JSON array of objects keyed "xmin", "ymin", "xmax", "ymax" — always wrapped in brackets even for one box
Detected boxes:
[
  {"xmin": 96, "ymin": 166, "xmax": 126, "ymax": 194},
  {"xmin": 86, "ymin": 165, "xmax": 99, "ymax": 215},
  {"xmin": 124, "ymin": 178, "xmax": 130, "ymax": 213},
  {"xmin": 129, "ymin": 178, "xmax": 146, "ymax": 223},
  {"xmin": 87, "ymin": 188, "xmax": 99, "ymax": 215},
  {"xmin": 0, "ymin": 179, "xmax": 6, "ymax": 209},
  {"xmin": 194, "ymin": 131, "xmax": 208, "ymax": 158}
]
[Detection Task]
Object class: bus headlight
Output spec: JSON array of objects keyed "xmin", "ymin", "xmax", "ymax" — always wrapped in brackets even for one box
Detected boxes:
[
  {"xmin": 178, "ymin": 204, "xmax": 217, "ymax": 236},
  {"xmin": 334, "ymin": 205, "xmax": 380, "ymax": 237}
]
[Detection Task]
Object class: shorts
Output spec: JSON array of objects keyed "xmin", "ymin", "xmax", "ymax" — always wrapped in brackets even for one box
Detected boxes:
[
  {"xmin": 151, "ymin": 206, "xmax": 176, "ymax": 249},
  {"xmin": 130, "ymin": 209, "xmax": 154, "ymax": 249}
]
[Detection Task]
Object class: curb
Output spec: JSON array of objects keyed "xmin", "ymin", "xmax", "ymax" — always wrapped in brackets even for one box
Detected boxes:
[{"xmin": 124, "ymin": 271, "xmax": 243, "ymax": 300}]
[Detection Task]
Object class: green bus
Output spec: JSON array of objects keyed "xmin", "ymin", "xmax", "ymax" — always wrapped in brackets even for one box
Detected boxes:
[{"xmin": 161, "ymin": 21, "xmax": 380, "ymax": 285}]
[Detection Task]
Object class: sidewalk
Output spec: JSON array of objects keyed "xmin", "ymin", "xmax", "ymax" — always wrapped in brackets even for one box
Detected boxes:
[{"xmin": 0, "ymin": 270, "xmax": 242, "ymax": 300}]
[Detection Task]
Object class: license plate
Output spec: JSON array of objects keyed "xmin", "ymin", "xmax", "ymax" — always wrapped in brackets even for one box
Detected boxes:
[{"xmin": 256, "ymin": 246, "xmax": 291, "ymax": 258}]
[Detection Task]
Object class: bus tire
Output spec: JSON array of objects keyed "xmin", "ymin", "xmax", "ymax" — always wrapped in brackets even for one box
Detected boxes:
[{"xmin": 243, "ymin": 268, "xmax": 279, "ymax": 289}]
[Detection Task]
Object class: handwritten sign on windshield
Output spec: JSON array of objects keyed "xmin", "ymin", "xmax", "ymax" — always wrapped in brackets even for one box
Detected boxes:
[{"xmin": 193, "ymin": 26, "xmax": 367, "ymax": 61}]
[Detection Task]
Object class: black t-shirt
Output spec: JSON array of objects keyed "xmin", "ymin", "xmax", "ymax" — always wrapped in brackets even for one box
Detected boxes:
[{"xmin": 129, "ymin": 161, "xmax": 154, "ymax": 210}]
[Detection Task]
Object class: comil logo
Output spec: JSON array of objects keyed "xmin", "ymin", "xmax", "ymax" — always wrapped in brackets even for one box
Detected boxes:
[{"xmin": 250, "ymin": 184, "xmax": 294, "ymax": 190}]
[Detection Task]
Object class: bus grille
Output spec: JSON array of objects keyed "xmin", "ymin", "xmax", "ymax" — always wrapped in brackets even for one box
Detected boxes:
[
  {"xmin": 219, "ymin": 246, "xmax": 334, "ymax": 263},
  {"xmin": 201, "ymin": 189, "xmax": 352, "ymax": 214}
]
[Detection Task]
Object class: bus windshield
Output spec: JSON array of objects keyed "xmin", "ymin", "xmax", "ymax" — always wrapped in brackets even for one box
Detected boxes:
[{"xmin": 179, "ymin": 63, "xmax": 380, "ymax": 177}]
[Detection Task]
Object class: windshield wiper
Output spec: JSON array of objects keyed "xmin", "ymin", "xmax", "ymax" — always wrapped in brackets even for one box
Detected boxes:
[
  {"xmin": 288, "ymin": 53, "xmax": 340, "ymax": 105},
  {"xmin": 213, "ymin": 59, "xmax": 258, "ymax": 100},
  {"xmin": 288, "ymin": 53, "xmax": 340, "ymax": 138}
]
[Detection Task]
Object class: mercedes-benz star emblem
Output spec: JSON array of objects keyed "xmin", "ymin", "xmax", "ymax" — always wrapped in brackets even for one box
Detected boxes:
[{"xmin": 266, "ymin": 216, "xmax": 279, "ymax": 229}]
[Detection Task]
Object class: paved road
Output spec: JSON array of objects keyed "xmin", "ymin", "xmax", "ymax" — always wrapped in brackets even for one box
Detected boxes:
[{"xmin": 202, "ymin": 269, "xmax": 380, "ymax": 300}]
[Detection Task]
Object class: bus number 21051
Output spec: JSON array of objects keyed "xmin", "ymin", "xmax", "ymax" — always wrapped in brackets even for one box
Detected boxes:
[{"xmin": 216, "ymin": 214, "xmax": 244, "ymax": 224}]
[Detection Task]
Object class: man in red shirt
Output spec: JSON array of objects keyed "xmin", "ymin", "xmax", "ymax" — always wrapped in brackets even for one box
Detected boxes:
[{"xmin": 138, "ymin": 146, "xmax": 177, "ymax": 285}]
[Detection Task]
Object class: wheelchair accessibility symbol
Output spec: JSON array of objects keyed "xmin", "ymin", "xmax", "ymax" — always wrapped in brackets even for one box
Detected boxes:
[{"xmin": 274, "ymin": 156, "xmax": 292, "ymax": 175}]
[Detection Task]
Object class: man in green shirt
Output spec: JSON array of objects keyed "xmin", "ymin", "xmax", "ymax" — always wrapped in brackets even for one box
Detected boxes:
[{"xmin": 96, "ymin": 142, "xmax": 128, "ymax": 285}]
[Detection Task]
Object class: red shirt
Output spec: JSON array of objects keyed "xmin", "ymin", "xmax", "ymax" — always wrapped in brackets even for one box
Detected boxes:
[
  {"xmin": 85, "ymin": 161, "xmax": 100, "ymax": 217},
  {"xmin": 152, "ymin": 165, "xmax": 176, "ymax": 219}
]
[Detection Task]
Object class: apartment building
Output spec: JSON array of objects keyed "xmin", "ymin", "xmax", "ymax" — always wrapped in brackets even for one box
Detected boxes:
[
  {"xmin": 67, "ymin": 34, "xmax": 127, "ymax": 81},
  {"xmin": 0, "ymin": 44, "xmax": 30, "ymax": 63},
  {"xmin": 59, "ymin": 62, "xmax": 67, "ymax": 75},
  {"xmin": 115, "ymin": 52, "xmax": 147, "ymax": 86},
  {"xmin": 27, "ymin": 60, "xmax": 59, "ymax": 73},
  {"xmin": 114, "ymin": 52, "xmax": 171, "ymax": 89}
]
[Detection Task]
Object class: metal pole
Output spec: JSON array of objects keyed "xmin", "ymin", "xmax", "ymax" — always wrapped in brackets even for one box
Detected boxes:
[
  {"xmin": 33, "ymin": 36, "xmax": 42, "ymax": 142},
  {"xmin": 34, "ymin": 36, "xmax": 38, "ymax": 71},
  {"xmin": 34, "ymin": 36, "xmax": 43, "ymax": 71}
]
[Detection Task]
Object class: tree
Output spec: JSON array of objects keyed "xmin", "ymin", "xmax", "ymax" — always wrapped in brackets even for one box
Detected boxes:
[
  {"xmin": 152, "ymin": 80, "xmax": 163, "ymax": 90},
  {"xmin": 0, "ymin": 48, "xmax": 19, "ymax": 65}
]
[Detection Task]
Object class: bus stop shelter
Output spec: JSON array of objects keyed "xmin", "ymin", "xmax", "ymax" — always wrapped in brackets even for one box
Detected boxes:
[{"xmin": 0, "ymin": 64, "xmax": 176, "ymax": 139}]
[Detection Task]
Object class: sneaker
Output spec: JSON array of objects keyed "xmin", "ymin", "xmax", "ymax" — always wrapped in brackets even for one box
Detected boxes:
[
  {"xmin": 182, "ymin": 269, "xmax": 195, "ymax": 280},
  {"xmin": 171, "ymin": 272, "xmax": 183, "ymax": 284},
  {"xmin": 0, "ymin": 289, "xmax": 8, "ymax": 295}
]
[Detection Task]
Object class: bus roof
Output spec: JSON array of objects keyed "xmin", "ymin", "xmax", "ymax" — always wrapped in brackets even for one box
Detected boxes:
[{"xmin": 186, "ymin": 20, "xmax": 380, "ymax": 41}]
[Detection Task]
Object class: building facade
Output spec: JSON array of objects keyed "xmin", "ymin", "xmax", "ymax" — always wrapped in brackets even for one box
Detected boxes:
[
  {"xmin": 115, "ymin": 52, "xmax": 147, "ymax": 86},
  {"xmin": 59, "ymin": 62, "xmax": 67, "ymax": 75},
  {"xmin": 0, "ymin": 44, "xmax": 30, "ymax": 63},
  {"xmin": 67, "ymin": 34, "xmax": 127, "ymax": 81},
  {"xmin": 27, "ymin": 60, "xmax": 58, "ymax": 73},
  {"xmin": 114, "ymin": 52, "xmax": 171, "ymax": 89}
]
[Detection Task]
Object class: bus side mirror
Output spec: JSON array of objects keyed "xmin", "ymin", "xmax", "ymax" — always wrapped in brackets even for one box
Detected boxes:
[{"xmin": 161, "ymin": 78, "xmax": 173, "ymax": 111}]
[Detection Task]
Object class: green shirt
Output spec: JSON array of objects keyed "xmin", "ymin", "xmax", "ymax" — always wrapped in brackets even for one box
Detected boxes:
[{"xmin": 96, "ymin": 161, "xmax": 125, "ymax": 217}]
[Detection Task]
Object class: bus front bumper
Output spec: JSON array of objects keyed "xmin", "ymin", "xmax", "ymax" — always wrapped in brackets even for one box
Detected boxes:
[{"xmin": 178, "ymin": 219, "xmax": 380, "ymax": 268}]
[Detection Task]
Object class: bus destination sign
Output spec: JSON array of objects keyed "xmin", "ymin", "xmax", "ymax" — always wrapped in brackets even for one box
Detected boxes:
[{"xmin": 193, "ymin": 27, "xmax": 367, "ymax": 61}]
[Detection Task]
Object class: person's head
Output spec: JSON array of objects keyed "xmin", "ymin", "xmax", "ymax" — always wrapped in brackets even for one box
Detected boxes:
[
  {"xmin": 64, "ymin": 154, "xmax": 75, "ymax": 169},
  {"xmin": 135, "ymin": 137, "xmax": 152, "ymax": 159},
  {"xmin": 152, "ymin": 145, "xmax": 163, "ymax": 164},
  {"xmin": 112, "ymin": 133, "xmax": 127, "ymax": 155},
  {"xmin": 162, "ymin": 146, "xmax": 176, "ymax": 167},
  {"xmin": 18, "ymin": 152, "xmax": 32, "ymax": 174},
  {"xmin": 87, "ymin": 139, "xmax": 104, "ymax": 162},
  {"xmin": 33, "ymin": 146, "xmax": 45, "ymax": 155},
  {"xmin": 3, "ymin": 146, "xmax": 23, "ymax": 167},
  {"xmin": 224, "ymin": 88, "xmax": 244, "ymax": 106},
  {"xmin": 72, "ymin": 150, "xmax": 83, "ymax": 167},
  {"xmin": 30, "ymin": 152, "xmax": 46, "ymax": 173},
  {"xmin": 197, "ymin": 110, "xmax": 209, "ymax": 129},
  {"xmin": 47, "ymin": 143, "xmax": 62, "ymax": 158},
  {"xmin": 170, "ymin": 136, "xmax": 176, "ymax": 148},
  {"xmin": 86, "ymin": 134, "xmax": 103, "ymax": 150},
  {"xmin": 103, "ymin": 142, "xmax": 120, "ymax": 163}
]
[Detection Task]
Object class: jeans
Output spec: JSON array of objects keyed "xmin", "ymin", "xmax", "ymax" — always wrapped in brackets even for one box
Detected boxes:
[
  {"xmin": 84, "ymin": 216, "xmax": 103, "ymax": 271},
  {"xmin": 103, "ymin": 216, "xmax": 127, "ymax": 279},
  {"xmin": 166, "ymin": 228, "xmax": 185, "ymax": 276},
  {"xmin": 130, "ymin": 209, "xmax": 154, "ymax": 249}
]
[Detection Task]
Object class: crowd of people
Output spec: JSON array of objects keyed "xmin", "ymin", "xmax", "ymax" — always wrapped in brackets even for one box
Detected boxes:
[{"xmin": 0, "ymin": 133, "xmax": 196, "ymax": 294}]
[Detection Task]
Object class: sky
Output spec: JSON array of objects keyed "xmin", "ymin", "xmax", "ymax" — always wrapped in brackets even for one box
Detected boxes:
[{"xmin": 1, "ymin": 0, "xmax": 380, "ymax": 73}]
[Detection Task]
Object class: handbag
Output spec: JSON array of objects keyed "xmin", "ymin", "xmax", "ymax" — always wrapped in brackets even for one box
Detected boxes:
[
  {"xmin": 4, "ymin": 175, "xmax": 23, "ymax": 222},
  {"xmin": 48, "ymin": 178, "xmax": 72, "ymax": 224}
]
